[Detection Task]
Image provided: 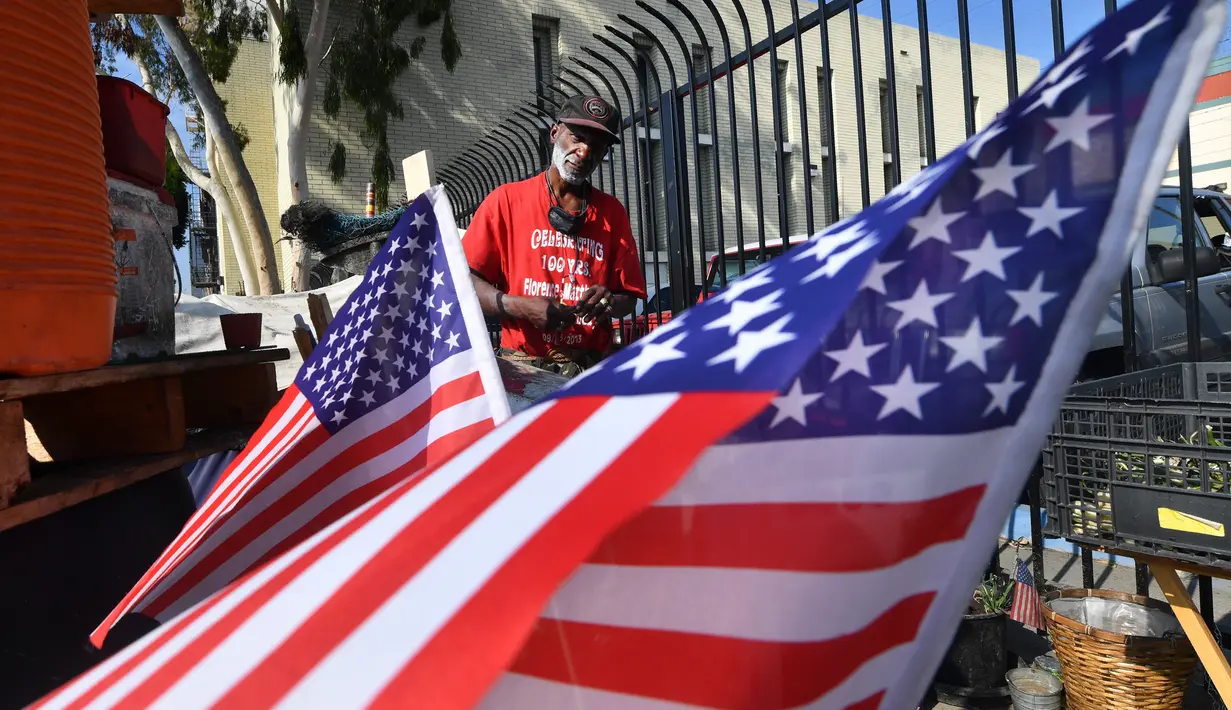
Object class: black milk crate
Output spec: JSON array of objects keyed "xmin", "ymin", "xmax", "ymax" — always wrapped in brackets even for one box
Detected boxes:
[{"xmin": 1041, "ymin": 362, "xmax": 1231, "ymax": 570}]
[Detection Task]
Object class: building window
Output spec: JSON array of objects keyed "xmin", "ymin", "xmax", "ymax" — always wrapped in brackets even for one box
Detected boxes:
[
  {"xmin": 916, "ymin": 84, "xmax": 929, "ymax": 167},
  {"xmin": 532, "ymin": 16, "xmax": 559, "ymax": 163},
  {"xmin": 691, "ymin": 44, "xmax": 713, "ymax": 135},
  {"xmin": 775, "ymin": 59, "xmax": 793, "ymax": 235}
]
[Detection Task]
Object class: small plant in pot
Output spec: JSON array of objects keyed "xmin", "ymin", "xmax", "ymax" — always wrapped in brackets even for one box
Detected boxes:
[{"xmin": 932, "ymin": 573, "xmax": 1014, "ymax": 705}]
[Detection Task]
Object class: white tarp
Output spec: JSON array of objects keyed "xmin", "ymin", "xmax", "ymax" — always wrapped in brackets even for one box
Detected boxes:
[{"xmin": 175, "ymin": 277, "xmax": 362, "ymax": 390}]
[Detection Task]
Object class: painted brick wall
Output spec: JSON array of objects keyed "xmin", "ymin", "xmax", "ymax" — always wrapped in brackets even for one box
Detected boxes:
[
  {"xmin": 214, "ymin": 39, "xmax": 281, "ymax": 295},
  {"xmin": 215, "ymin": 0, "xmax": 1040, "ymax": 294}
]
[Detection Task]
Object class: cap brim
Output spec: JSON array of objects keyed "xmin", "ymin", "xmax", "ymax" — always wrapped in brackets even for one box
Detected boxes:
[{"xmin": 559, "ymin": 117, "xmax": 622, "ymax": 144}]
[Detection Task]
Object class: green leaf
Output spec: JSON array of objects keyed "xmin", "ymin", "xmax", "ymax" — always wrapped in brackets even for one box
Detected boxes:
[
  {"xmin": 329, "ymin": 141, "xmax": 347, "ymax": 183},
  {"xmin": 323, "ymin": 74, "xmax": 342, "ymax": 120},
  {"xmin": 276, "ymin": 1, "xmax": 309, "ymax": 86}
]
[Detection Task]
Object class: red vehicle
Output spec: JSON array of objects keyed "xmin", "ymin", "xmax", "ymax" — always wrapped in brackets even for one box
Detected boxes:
[{"xmin": 612, "ymin": 238, "xmax": 793, "ymax": 348}]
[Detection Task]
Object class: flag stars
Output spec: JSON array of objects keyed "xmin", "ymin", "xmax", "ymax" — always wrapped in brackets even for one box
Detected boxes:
[
  {"xmin": 412, "ymin": 212, "xmax": 428, "ymax": 229},
  {"xmin": 704, "ymin": 289, "xmax": 785, "ymax": 336},
  {"xmin": 431, "ymin": 271, "xmax": 446, "ymax": 288},
  {"xmin": 1019, "ymin": 191, "xmax": 1083, "ymax": 238},
  {"xmin": 870, "ymin": 366, "xmax": 940, "ymax": 420},
  {"xmin": 952, "ymin": 232, "xmax": 1021, "ymax": 282},
  {"xmin": 617, "ymin": 333, "xmax": 688, "ymax": 380},
  {"xmin": 907, "ymin": 199, "xmax": 963, "ymax": 248},
  {"xmin": 1025, "ymin": 68, "xmax": 1088, "ymax": 114},
  {"xmin": 437, "ymin": 300, "xmax": 453, "ymax": 319},
  {"xmin": 984, "ymin": 365, "xmax": 1027, "ymax": 416},
  {"xmin": 387, "ymin": 376, "xmax": 402, "ymax": 393},
  {"xmin": 365, "ymin": 370, "xmax": 382, "ymax": 386},
  {"xmin": 397, "ymin": 259, "xmax": 415, "ymax": 276},
  {"xmin": 861, "ymin": 259, "xmax": 903, "ymax": 296},
  {"xmin": 445, "ymin": 332, "xmax": 461, "ymax": 350},
  {"xmin": 1104, "ymin": 7, "xmax": 1169, "ymax": 61},
  {"xmin": 769, "ymin": 379, "xmax": 822, "ymax": 428},
  {"xmin": 825, "ymin": 331, "xmax": 887, "ymax": 381},
  {"xmin": 359, "ymin": 390, "xmax": 376, "ymax": 407},
  {"xmin": 1045, "ymin": 98, "xmax": 1113, "ymax": 152},
  {"xmin": 886, "ymin": 280, "xmax": 955, "ymax": 331},
  {"xmin": 1007, "ymin": 273, "xmax": 1059, "ymax": 327},
  {"xmin": 941, "ymin": 320, "xmax": 1004, "ymax": 373},
  {"xmin": 972, "ymin": 150, "xmax": 1035, "ymax": 200},
  {"xmin": 707, "ymin": 314, "xmax": 797, "ymax": 374},
  {"xmin": 331, "ymin": 410, "xmax": 347, "ymax": 424}
]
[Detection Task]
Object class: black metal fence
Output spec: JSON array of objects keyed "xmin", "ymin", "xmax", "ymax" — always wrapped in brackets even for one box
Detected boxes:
[{"xmin": 437, "ymin": 0, "xmax": 1211, "ymax": 606}]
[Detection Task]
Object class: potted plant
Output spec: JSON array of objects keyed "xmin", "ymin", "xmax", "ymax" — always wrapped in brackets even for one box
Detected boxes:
[{"xmin": 932, "ymin": 573, "xmax": 1014, "ymax": 706}]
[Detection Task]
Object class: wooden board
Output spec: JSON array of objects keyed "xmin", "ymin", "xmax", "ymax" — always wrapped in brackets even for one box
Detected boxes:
[
  {"xmin": 88, "ymin": 0, "xmax": 184, "ymax": 15},
  {"xmin": 182, "ymin": 363, "xmax": 279, "ymax": 428},
  {"xmin": 307, "ymin": 294, "xmax": 335, "ymax": 341},
  {"xmin": 0, "ymin": 401, "xmax": 30, "ymax": 508},
  {"xmin": 0, "ymin": 347, "xmax": 289, "ymax": 401},
  {"xmin": 0, "ymin": 428, "xmax": 251, "ymax": 534},
  {"xmin": 22, "ymin": 377, "xmax": 186, "ymax": 462},
  {"xmin": 1151, "ymin": 562, "xmax": 1231, "ymax": 704}
]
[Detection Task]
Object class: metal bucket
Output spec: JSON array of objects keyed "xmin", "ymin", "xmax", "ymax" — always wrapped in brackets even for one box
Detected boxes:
[{"xmin": 1006, "ymin": 668, "xmax": 1063, "ymax": 710}]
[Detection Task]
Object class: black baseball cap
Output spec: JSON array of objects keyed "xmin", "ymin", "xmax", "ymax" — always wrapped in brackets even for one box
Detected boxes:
[{"xmin": 557, "ymin": 95, "xmax": 622, "ymax": 145}]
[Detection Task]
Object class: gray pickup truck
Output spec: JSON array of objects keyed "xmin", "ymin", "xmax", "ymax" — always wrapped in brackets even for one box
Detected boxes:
[{"xmin": 1078, "ymin": 185, "xmax": 1231, "ymax": 380}]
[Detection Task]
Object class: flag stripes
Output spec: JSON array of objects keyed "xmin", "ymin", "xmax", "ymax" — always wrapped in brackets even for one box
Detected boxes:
[
  {"xmin": 511, "ymin": 594, "xmax": 932, "ymax": 709},
  {"xmin": 591, "ymin": 486, "xmax": 984, "ymax": 572},
  {"xmin": 142, "ymin": 367, "xmax": 493, "ymax": 619}
]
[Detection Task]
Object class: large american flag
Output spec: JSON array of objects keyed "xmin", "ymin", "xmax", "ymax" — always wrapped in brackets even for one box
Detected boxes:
[
  {"xmin": 36, "ymin": 0, "xmax": 1224, "ymax": 707},
  {"xmin": 86, "ymin": 186, "xmax": 511, "ymax": 648}
]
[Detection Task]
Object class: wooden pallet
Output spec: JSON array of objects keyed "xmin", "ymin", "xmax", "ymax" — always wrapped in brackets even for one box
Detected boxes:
[{"xmin": 0, "ymin": 347, "xmax": 289, "ymax": 529}]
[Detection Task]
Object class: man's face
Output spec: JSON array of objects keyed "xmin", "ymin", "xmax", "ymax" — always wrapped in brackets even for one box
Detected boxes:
[{"xmin": 550, "ymin": 123, "xmax": 612, "ymax": 184}]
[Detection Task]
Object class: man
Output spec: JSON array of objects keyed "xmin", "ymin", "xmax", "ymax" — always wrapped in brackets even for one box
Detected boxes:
[{"xmin": 463, "ymin": 95, "xmax": 647, "ymax": 376}]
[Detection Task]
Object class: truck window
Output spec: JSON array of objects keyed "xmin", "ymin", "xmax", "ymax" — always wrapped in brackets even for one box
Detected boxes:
[{"xmin": 1145, "ymin": 196, "xmax": 1212, "ymax": 281}]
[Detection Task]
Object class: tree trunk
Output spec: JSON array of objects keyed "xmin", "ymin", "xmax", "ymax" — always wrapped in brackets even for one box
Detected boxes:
[
  {"xmin": 165, "ymin": 124, "xmax": 260, "ymax": 296},
  {"xmin": 131, "ymin": 35, "xmax": 259, "ymax": 296},
  {"xmin": 155, "ymin": 14, "xmax": 283, "ymax": 295},
  {"xmin": 269, "ymin": 0, "xmax": 332, "ymax": 292}
]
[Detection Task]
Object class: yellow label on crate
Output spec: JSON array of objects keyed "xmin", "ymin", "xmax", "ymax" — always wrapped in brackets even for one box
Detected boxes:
[{"xmin": 1157, "ymin": 508, "xmax": 1225, "ymax": 537}]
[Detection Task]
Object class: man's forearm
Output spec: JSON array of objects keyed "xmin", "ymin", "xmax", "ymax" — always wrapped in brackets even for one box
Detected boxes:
[{"xmin": 469, "ymin": 272, "xmax": 539, "ymax": 322}]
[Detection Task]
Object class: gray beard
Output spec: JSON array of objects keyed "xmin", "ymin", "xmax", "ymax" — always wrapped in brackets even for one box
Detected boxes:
[{"xmin": 552, "ymin": 143, "xmax": 589, "ymax": 185}]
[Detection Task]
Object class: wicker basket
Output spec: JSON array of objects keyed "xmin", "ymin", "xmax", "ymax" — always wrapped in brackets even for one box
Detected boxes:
[{"xmin": 1043, "ymin": 588, "xmax": 1198, "ymax": 710}]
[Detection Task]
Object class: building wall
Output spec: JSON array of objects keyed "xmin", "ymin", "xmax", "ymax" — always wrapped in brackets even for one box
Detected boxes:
[
  {"xmin": 1164, "ymin": 57, "xmax": 1231, "ymax": 192},
  {"xmin": 214, "ymin": 0, "xmax": 1039, "ymax": 294},
  {"xmin": 214, "ymin": 40, "xmax": 282, "ymax": 295}
]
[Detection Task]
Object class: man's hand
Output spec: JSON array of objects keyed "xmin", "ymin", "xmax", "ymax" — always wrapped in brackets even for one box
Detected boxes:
[
  {"xmin": 575, "ymin": 285, "xmax": 614, "ymax": 322},
  {"xmin": 519, "ymin": 298, "xmax": 577, "ymax": 331}
]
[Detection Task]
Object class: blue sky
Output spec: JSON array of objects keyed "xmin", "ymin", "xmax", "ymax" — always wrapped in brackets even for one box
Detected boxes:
[{"xmin": 114, "ymin": 1, "xmax": 1230, "ymax": 293}]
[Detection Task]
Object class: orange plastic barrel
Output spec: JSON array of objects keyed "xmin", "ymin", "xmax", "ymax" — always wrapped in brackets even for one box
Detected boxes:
[{"xmin": 0, "ymin": 0, "xmax": 118, "ymax": 376}]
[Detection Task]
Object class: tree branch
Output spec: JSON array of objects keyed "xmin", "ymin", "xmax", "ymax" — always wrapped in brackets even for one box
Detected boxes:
[
  {"xmin": 264, "ymin": 0, "xmax": 285, "ymax": 32},
  {"xmin": 166, "ymin": 123, "xmax": 212, "ymax": 187}
]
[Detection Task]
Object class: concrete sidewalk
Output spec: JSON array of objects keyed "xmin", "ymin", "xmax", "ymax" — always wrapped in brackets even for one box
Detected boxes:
[{"xmin": 919, "ymin": 540, "xmax": 1231, "ymax": 709}]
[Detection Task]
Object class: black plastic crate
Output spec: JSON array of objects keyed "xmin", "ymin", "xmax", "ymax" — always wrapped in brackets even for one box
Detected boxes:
[{"xmin": 1042, "ymin": 362, "xmax": 1231, "ymax": 570}]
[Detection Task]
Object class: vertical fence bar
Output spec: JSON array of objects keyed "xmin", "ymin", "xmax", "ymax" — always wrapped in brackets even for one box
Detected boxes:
[
  {"xmin": 598, "ymin": 34, "xmax": 666, "ymax": 326},
  {"xmin": 457, "ymin": 153, "xmax": 498, "ymax": 198},
  {"xmin": 1050, "ymin": 0, "xmax": 1066, "ymax": 59},
  {"xmin": 1001, "ymin": 1, "xmax": 1019, "ymax": 101},
  {"xmin": 755, "ymin": 0, "xmax": 791, "ymax": 249},
  {"xmin": 728, "ymin": 0, "xmax": 770, "ymax": 264},
  {"xmin": 880, "ymin": 0, "xmax": 901, "ymax": 188},
  {"xmin": 957, "ymin": 0, "xmax": 976, "ymax": 139},
  {"xmin": 668, "ymin": 0, "xmax": 732, "ymax": 295},
  {"xmin": 636, "ymin": 3, "xmax": 709, "ymax": 299},
  {"xmin": 817, "ymin": 5, "xmax": 839, "ymax": 223},
  {"xmin": 614, "ymin": 19, "xmax": 695, "ymax": 312},
  {"xmin": 788, "ymin": 0, "xmax": 815, "ymax": 239},
  {"xmin": 570, "ymin": 57, "xmax": 641, "ymax": 344},
  {"xmin": 916, "ymin": 0, "xmax": 937, "ymax": 165},
  {"xmin": 848, "ymin": 1, "xmax": 871, "ymax": 208}
]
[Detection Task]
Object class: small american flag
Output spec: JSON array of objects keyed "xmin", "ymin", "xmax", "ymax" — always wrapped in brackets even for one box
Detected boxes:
[
  {"xmin": 1010, "ymin": 558, "xmax": 1045, "ymax": 630},
  {"xmin": 35, "ymin": 0, "xmax": 1224, "ymax": 708},
  {"xmin": 87, "ymin": 186, "xmax": 511, "ymax": 648}
]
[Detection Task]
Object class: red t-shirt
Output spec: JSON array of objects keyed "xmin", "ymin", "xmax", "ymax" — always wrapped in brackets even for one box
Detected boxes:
[{"xmin": 463, "ymin": 173, "xmax": 647, "ymax": 357}]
